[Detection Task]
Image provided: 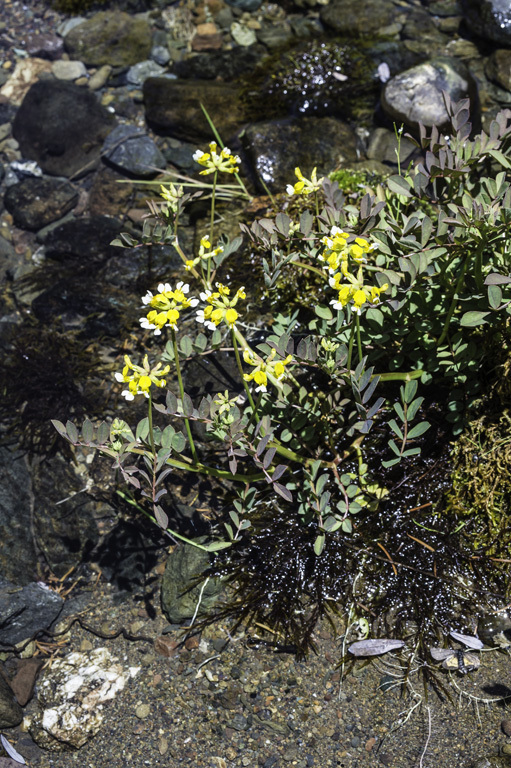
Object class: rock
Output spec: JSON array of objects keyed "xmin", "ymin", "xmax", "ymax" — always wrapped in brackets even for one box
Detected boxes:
[
  {"xmin": 192, "ymin": 23, "xmax": 224, "ymax": 52},
  {"xmin": 9, "ymin": 658, "xmax": 44, "ymax": 706},
  {"xmin": 486, "ymin": 49, "xmax": 511, "ymax": 91},
  {"xmin": 57, "ymin": 17, "xmax": 86, "ymax": 37},
  {"xmin": 162, "ymin": 138, "xmax": 198, "ymax": 172},
  {"xmin": 51, "ymin": 60, "xmax": 87, "ymax": 81},
  {"xmin": 88, "ymin": 165, "xmax": 134, "ymax": 217},
  {"xmin": 27, "ymin": 648, "xmax": 135, "ymax": 751},
  {"xmin": 242, "ymin": 116, "xmax": 358, "ymax": 193},
  {"xmin": 102, "ymin": 124, "xmax": 165, "ymax": 178},
  {"xmin": 381, "ymin": 57, "xmax": 477, "ymax": 133},
  {"xmin": 0, "ymin": 58, "xmax": 53, "ymax": 106},
  {"xmin": 502, "ymin": 719, "xmax": 511, "ymax": 736},
  {"xmin": 3, "ymin": 177, "xmax": 78, "ymax": 231},
  {"xmin": 31, "ymin": 455, "xmax": 101, "ymax": 578},
  {"xmin": 12, "ymin": 80, "xmax": 115, "ymax": 178},
  {"xmin": 225, "ymin": 0, "xmax": 262, "ymax": 9},
  {"xmin": 462, "ymin": 0, "xmax": 511, "ymax": 46},
  {"xmin": 320, "ymin": 0, "xmax": 395, "ymax": 36},
  {"xmin": 24, "ymin": 32, "xmax": 64, "ymax": 61},
  {"xmin": 161, "ymin": 538, "xmax": 224, "ymax": 624},
  {"xmin": 0, "ymin": 673, "xmax": 22, "ymax": 728},
  {"xmin": 151, "ymin": 45, "xmax": 171, "ymax": 66},
  {"xmin": 0, "ymin": 577, "xmax": 63, "ymax": 647},
  {"xmin": 64, "ymin": 12, "xmax": 152, "ymax": 68},
  {"xmin": 143, "ymin": 78, "xmax": 247, "ymax": 143},
  {"xmin": 88, "ymin": 64, "xmax": 112, "ymax": 91},
  {"xmin": 173, "ymin": 45, "xmax": 266, "ymax": 81},
  {"xmin": 367, "ymin": 127, "xmax": 417, "ymax": 167},
  {"xmin": 39, "ymin": 215, "xmax": 122, "ymax": 261},
  {"xmin": 478, "ymin": 611, "xmax": 511, "ymax": 647},
  {"xmin": 0, "ymin": 447, "xmax": 37, "ymax": 585},
  {"xmin": 256, "ymin": 21, "xmax": 294, "ymax": 50},
  {"xmin": 231, "ymin": 22, "xmax": 258, "ymax": 47},
  {"xmin": 127, "ymin": 60, "xmax": 167, "ymax": 86}
]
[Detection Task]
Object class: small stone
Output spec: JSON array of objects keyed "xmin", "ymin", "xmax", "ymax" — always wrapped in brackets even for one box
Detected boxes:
[
  {"xmin": 230, "ymin": 22, "xmax": 257, "ymax": 46},
  {"xmin": 365, "ymin": 737, "xmax": 376, "ymax": 751},
  {"xmin": 184, "ymin": 636, "xmax": 199, "ymax": 651},
  {"xmin": 502, "ymin": 720, "xmax": 511, "ymax": 736},
  {"xmin": 154, "ymin": 636, "xmax": 179, "ymax": 657},
  {"xmin": 88, "ymin": 65, "xmax": 111, "ymax": 90},
  {"xmin": 158, "ymin": 736, "xmax": 169, "ymax": 754},
  {"xmin": 135, "ymin": 704, "xmax": 150, "ymax": 720},
  {"xmin": 502, "ymin": 744, "xmax": 511, "ymax": 756},
  {"xmin": 51, "ymin": 60, "xmax": 87, "ymax": 81}
]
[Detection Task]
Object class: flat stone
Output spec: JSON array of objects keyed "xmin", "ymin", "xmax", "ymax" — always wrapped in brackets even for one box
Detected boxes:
[
  {"xmin": 0, "ymin": 673, "xmax": 22, "ymax": 728},
  {"xmin": 0, "ymin": 578, "xmax": 63, "ymax": 647},
  {"xmin": 3, "ymin": 177, "xmax": 78, "ymax": 231},
  {"xmin": 126, "ymin": 60, "xmax": 166, "ymax": 86},
  {"xmin": 51, "ymin": 60, "xmax": 87, "ymax": 81},
  {"xmin": 24, "ymin": 31, "xmax": 64, "ymax": 61},
  {"xmin": 64, "ymin": 11, "xmax": 152, "ymax": 68},
  {"xmin": 88, "ymin": 64, "xmax": 112, "ymax": 91}
]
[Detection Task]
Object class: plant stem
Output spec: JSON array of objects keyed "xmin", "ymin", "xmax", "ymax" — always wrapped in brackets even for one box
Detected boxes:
[
  {"xmin": 207, "ymin": 171, "xmax": 217, "ymax": 286},
  {"xmin": 231, "ymin": 329, "xmax": 257, "ymax": 414},
  {"xmin": 436, "ymin": 255, "xmax": 469, "ymax": 346},
  {"xmin": 171, "ymin": 328, "xmax": 198, "ymax": 464},
  {"xmin": 356, "ymin": 314, "xmax": 362, "ymax": 365},
  {"xmin": 147, "ymin": 391, "xmax": 157, "ymax": 458},
  {"xmin": 346, "ymin": 313, "xmax": 357, "ymax": 371}
]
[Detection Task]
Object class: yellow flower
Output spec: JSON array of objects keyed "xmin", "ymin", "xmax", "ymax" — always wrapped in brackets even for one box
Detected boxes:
[
  {"xmin": 184, "ymin": 236, "xmax": 224, "ymax": 272},
  {"xmin": 243, "ymin": 348, "xmax": 293, "ymax": 393},
  {"xmin": 193, "ymin": 141, "xmax": 241, "ymax": 175},
  {"xmin": 114, "ymin": 355, "xmax": 170, "ymax": 400},
  {"xmin": 140, "ymin": 281, "xmax": 199, "ymax": 335},
  {"xmin": 196, "ymin": 283, "xmax": 246, "ymax": 330},
  {"xmin": 286, "ymin": 166, "xmax": 324, "ymax": 196}
]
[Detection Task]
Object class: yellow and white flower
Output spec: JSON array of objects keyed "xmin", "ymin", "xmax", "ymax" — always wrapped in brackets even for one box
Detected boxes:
[
  {"xmin": 286, "ymin": 166, "xmax": 324, "ymax": 196},
  {"xmin": 242, "ymin": 348, "xmax": 293, "ymax": 393},
  {"xmin": 140, "ymin": 281, "xmax": 198, "ymax": 335},
  {"xmin": 193, "ymin": 142, "xmax": 241, "ymax": 175},
  {"xmin": 115, "ymin": 355, "xmax": 170, "ymax": 400},
  {"xmin": 196, "ymin": 283, "xmax": 246, "ymax": 331}
]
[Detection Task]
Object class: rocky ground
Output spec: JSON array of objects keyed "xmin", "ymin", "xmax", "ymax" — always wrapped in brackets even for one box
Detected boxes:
[{"xmin": 2, "ymin": 0, "xmax": 511, "ymax": 765}]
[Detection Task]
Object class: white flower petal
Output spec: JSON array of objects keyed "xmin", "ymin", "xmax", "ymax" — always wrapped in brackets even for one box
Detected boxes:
[
  {"xmin": 122, "ymin": 390, "xmax": 135, "ymax": 400},
  {"xmin": 114, "ymin": 372, "xmax": 124, "ymax": 382}
]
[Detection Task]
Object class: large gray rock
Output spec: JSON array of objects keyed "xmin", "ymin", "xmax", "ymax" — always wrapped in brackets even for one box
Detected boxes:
[
  {"xmin": 462, "ymin": 0, "xmax": 511, "ymax": 45},
  {"xmin": 64, "ymin": 11, "xmax": 152, "ymax": 68},
  {"xmin": 242, "ymin": 116, "xmax": 358, "ymax": 194},
  {"xmin": 143, "ymin": 78, "xmax": 248, "ymax": 143},
  {"xmin": 3, "ymin": 177, "xmax": 78, "ymax": 231},
  {"xmin": 381, "ymin": 57, "xmax": 477, "ymax": 133},
  {"xmin": 102, "ymin": 125, "xmax": 165, "ymax": 178},
  {"xmin": 12, "ymin": 80, "xmax": 114, "ymax": 178},
  {"xmin": 161, "ymin": 539, "xmax": 223, "ymax": 624},
  {"xmin": 320, "ymin": 0, "xmax": 394, "ymax": 35},
  {"xmin": 0, "ymin": 577, "xmax": 63, "ymax": 647},
  {"xmin": 486, "ymin": 49, "xmax": 511, "ymax": 92},
  {"xmin": 0, "ymin": 673, "xmax": 22, "ymax": 728},
  {"xmin": 0, "ymin": 447, "xmax": 37, "ymax": 585}
]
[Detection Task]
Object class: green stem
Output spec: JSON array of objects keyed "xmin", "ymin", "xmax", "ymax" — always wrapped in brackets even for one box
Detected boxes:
[
  {"xmin": 232, "ymin": 329, "xmax": 257, "ymax": 414},
  {"xmin": 346, "ymin": 313, "xmax": 357, "ymax": 371},
  {"xmin": 436, "ymin": 255, "xmax": 469, "ymax": 347},
  {"xmin": 207, "ymin": 171, "xmax": 217, "ymax": 286},
  {"xmin": 171, "ymin": 328, "xmax": 198, "ymax": 464},
  {"xmin": 147, "ymin": 391, "xmax": 156, "ymax": 458},
  {"xmin": 356, "ymin": 313, "xmax": 362, "ymax": 365}
]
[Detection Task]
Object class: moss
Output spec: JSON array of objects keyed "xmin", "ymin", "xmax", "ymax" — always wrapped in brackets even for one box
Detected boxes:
[{"xmin": 444, "ymin": 346, "xmax": 511, "ymax": 560}]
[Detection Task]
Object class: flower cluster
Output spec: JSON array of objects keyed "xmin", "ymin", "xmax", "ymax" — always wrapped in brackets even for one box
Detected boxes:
[
  {"xmin": 193, "ymin": 142, "xmax": 241, "ymax": 175},
  {"xmin": 196, "ymin": 283, "xmax": 246, "ymax": 330},
  {"xmin": 286, "ymin": 166, "xmax": 324, "ymax": 196},
  {"xmin": 115, "ymin": 355, "xmax": 170, "ymax": 400},
  {"xmin": 321, "ymin": 228, "xmax": 388, "ymax": 315},
  {"xmin": 160, "ymin": 182, "xmax": 184, "ymax": 214},
  {"xmin": 185, "ymin": 236, "xmax": 224, "ymax": 272},
  {"xmin": 140, "ymin": 282, "xmax": 199, "ymax": 335},
  {"xmin": 243, "ymin": 348, "xmax": 293, "ymax": 393}
]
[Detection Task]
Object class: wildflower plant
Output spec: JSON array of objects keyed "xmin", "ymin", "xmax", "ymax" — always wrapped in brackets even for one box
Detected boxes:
[{"xmin": 54, "ymin": 98, "xmax": 511, "ymax": 651}]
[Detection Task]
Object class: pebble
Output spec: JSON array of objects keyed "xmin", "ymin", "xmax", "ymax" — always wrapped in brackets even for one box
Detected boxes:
[
  {"xmin": 88, "ymin": 65, "xmax": 112, "ymax": 91},
  {"xmin": 502, "ymin": 720, "xmax": 511, "ymax": 736},
  {"xmin": 230, "ymin": 21, "xmax": 257, "ymax": 46},
  {"xmin": 51, "ymin": 60, "xmax": 87, "ymax": 81},
  {"xmin": 135, "ymin": 703, "xmax": 150, "ymax": 719}
]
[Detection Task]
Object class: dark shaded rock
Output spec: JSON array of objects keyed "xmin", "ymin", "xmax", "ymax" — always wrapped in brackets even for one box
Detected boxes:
[
  {"xmin": 225, "ymin": 0, "xmax": 262, "ymax": 10},
  {"xmin": 0, "ymin": 673, "xmax": 22, "ymax": 727},
  {"xmin": 102, "ymin": 124, "xmax": 165, "ymax": 178},
  {"xmin": 462, "ymin": 0, "xmax": 511, "ymax": 45},
  {"xmin": 12, "ymin": 80, "xmax": 115, "ymax": 178},
  {"xmin": 367, "ymin": 127, "xmax": 418, "ymax": 167},
  {"xmin": 0, "ymin": 447, "xmax": 37, "ymax": 586},
  {"xmin": 64, "ymin": 11, "xmax": 152, "ymax": 68},
  {"xmin": 9, "ymin": 658, "xmax": 44, "ymax": 706},
  {"xmin": 256, "ymin": 21, "xmax": 294, "ymax": 50},
  {"xmin": 161, "ymin": 538, "xmax": 223, "ymax": 623},
  {"xmin": 173, "ymin": 44, "xmax": 266, "ymax": 81},
  {"xmin": 143, "ymin": 78, "xmax": 248, "ymax": 143},
  {"xmin": 162, "ymin": 139, "xmax": 198, "ymax": 173},
  {"xmin": 0, "ymin": 577, "xmax": 63, "ymax": 647},
  {"xmin": 41, "ymin": 216, "xmax": 122, "ymax": 261},
  {"xmin": 486, "ymin": 49, "xmax": 511, "ymax": 91},
  {"xmin": 31, "ymin": 279, "xmax": 123, "ymax": 337},
  {"xmin": 94, "ymin": 520, "xmax": 163, "ymax": 592},
  {"xmin": 31, "ymin": 456, "xmax": 101, "ymax": 578},
  {"xmin": 320, "ymin": 0, "xmax": 395, "ymax": 36},
  {"xmin": 24, "ymin": 32, "xmax": 64, "ymax": 61},
  {"xmin": 0, "ymin": 234, "xmax": 18, "ymax": 286},
  {"xmin": 88, "ymin": 166, "xmax": 134, "ymax": 217},
  {"xmin": 381, "ymin": 57, "xmax": 477, "ymax": 133},
  {"xmin": 3, "ymin": 178, "xmax": 78, "ymax": 231},
  {"xmin": 242, "ymin": 116, "xmax": 358, "ymax": 193}
]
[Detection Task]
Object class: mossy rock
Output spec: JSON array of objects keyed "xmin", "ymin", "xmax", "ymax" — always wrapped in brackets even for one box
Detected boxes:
[{"xmin": 161, "ymin": 538, "xmax": 223, "ymax": 624}]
